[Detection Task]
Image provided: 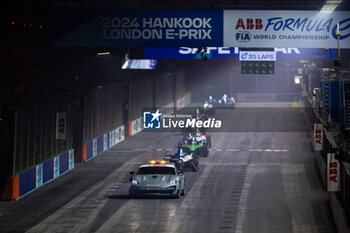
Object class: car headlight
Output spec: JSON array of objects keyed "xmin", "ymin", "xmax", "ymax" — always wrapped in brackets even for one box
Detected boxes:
[
  {"xmin": 169, "ymin": 179, "xmax": 177, "ymax": 184},
  {"xmin": 132, "ymin": 179, "xmax": 139, "ymax": 184}
]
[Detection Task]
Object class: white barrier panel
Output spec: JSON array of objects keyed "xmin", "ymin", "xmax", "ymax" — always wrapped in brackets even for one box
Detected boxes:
[
  {"xmin": 116, "ymin": 125, "xmax": 125, "ymax": 143},
  {"xmin": 106, "ymin": 125, "xmax": 125, "ymax": 148},
  {"xmin": 313, "ymin": 123, "xmax": 323, "ymax": 151},
  {"xmin": 327, "ymin": 153, "xmax": 341, "ymax": 192},
  {"xmin": 177, "ymin": 97, "xmax": 186, "ymax": 110},
  {"xmin": 130, "ymin": 117, "xmax": 143, "ymax": 136}
]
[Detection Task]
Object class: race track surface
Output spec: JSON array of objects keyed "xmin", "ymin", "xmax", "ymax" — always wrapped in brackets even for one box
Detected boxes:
[{"xmin": 0, "ymin": 102, "xmax": 336, "ymax": 233}]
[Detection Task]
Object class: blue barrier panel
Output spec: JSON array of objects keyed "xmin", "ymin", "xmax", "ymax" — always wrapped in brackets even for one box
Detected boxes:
[
  {"xmin": 19, "ymin": 167, "xmax": 36, "ymax": 197},
  {"xmin": 43, "ymin": 158, "xmax": 54, "ymax": 184},
  {"xmin": 59, "ymin": 151, "xmax": 69, "ymax": 175},
  {"xmin": 97, "ymin": 135, "xmax": 104, "ymax": 154},
  {"xmin": 330, "ymin": 81, "xmax": 345, "ymax": 125},
  {"xmin": 86, "ymin": 140, "xmax": 93, "ymax": 160}
]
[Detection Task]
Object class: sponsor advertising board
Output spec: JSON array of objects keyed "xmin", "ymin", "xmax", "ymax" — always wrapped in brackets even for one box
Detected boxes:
[
  {"xmin": 144, "ymin": 47, "xmax": 337, "ymax": 59},
  {"xmin": 224, "ymin": 10, "xmax": 350, "ymax": 48},
  {"xmin": 327, "ymin": 153, "xmax": 341, "ymax": 192},
  {"xmin": 239, "ymin": 51, "xmax": 276, "ymax": 61},
  {"xmin": 313, "ymin": 123, "xmax": 323, "ymax": 151},
  {"xmin": 54, "ymin": 10, "xmax": 350, "ymax": 48},
  {"xmin": 55, "ymin": 10, "xmax": 223, "ymax": 47},
  {"xmin": 56, "ymin": 112, "xmax": 67, "ymax": 140}
]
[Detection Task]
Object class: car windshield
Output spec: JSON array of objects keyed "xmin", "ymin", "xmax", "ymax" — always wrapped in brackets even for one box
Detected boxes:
[{"xmin": 137, "ymin": 167, "xmax": 176, "ymax": 175}]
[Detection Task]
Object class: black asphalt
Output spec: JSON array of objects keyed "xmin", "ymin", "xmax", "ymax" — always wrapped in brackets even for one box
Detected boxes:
[{"xmin": 0, "ymin": 102, "xmax": 336, "ymax": 233}]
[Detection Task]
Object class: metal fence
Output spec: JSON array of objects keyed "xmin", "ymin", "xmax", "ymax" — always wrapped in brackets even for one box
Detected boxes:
[
  {"xmin": 13, "ymin": 93, "xmax": 74, "ymax": 175},
  {"xmin": 83, "ymin": 83, "xmax": 125, "ymax": 142}
]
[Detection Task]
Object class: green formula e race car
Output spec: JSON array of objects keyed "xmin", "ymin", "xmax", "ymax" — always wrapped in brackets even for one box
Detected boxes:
[{"xmin": 180, "ymin": 130, "xmax": 211, "ymax": 157}]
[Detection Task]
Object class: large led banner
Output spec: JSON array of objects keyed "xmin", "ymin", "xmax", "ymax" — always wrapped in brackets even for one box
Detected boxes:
[
  {"xmin": 223, "ymin": 10, "xmax": 350, "ymax": 48},
  {"xmin": 144, "ymin": 47, "xmax": 337, "ymax": 59},
  {"xmin": 55, "ymin": 10, "xmax": 223, "ymax": 47},
  {"xmin": 54, "ymin": 10, "xmax": 350, "ymax": 48}
]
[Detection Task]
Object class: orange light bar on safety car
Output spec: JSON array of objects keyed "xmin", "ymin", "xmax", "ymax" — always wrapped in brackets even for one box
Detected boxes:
[{"xmin": 148, "ymin": 160, "xmax": 167, "ymax": 164}]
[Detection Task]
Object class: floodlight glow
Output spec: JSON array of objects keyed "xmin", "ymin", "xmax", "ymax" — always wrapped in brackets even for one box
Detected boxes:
[
  {"xmin": 320, "ymin": 0, "xmax": 342, "ymax": 12},
  {"xmin": 97, "ymin": 52, "xmax": 111, "ymax": 56},
  {"xmin": 121, "ymin": 59, "xmax": 157, "ymax": 70},
  {"xmin": 294, "ymin": 76, "xmax": 301, "ymax": 84}
]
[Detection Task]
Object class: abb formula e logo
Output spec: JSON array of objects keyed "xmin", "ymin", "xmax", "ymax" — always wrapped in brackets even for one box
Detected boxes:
[
  {"xmin": 235, "ymin": 18, "xmax": 263, "ymax": 30},
  {"xmin": 235, "ymin": 18, "xmax": 262, "ymax": 42}
]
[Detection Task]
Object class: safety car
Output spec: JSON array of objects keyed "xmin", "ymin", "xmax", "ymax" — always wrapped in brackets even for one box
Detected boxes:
[{"xmin": 129, "ymin": 160, "xmax": 186, "ymax": 198}]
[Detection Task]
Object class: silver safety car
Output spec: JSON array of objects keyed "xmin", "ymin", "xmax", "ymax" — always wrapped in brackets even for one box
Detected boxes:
[{"xmin": 129, "ymin": 160, "xmax": 186, "ymax": 198}]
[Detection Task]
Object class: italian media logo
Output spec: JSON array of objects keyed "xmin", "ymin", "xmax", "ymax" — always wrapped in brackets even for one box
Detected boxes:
[{"xmin": 143, "ymin": 109, "xmax": 161, "ymax": 129}]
